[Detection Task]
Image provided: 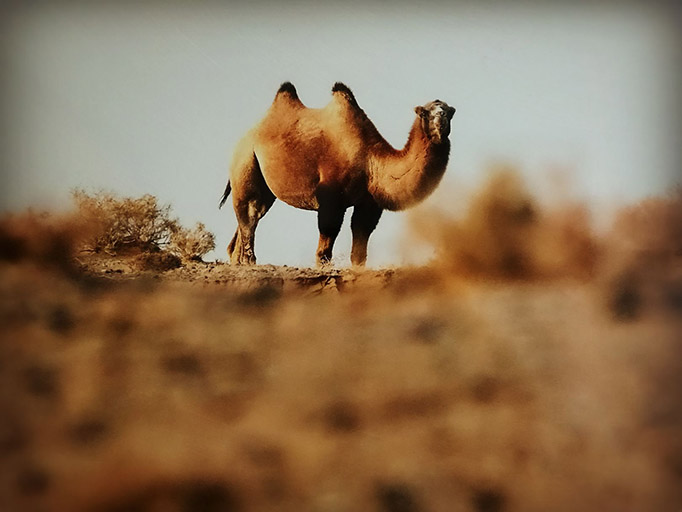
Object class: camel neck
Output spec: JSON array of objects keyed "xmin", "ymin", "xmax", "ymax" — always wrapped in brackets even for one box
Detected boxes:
[{"xmin": 368, "ymin": 118, "xmax": 450, "ymax": 211}]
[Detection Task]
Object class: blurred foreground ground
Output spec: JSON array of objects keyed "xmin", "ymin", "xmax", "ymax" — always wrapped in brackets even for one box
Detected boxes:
[
  {"xmin": 1, "ymin": 174, "xmax": 681, "ymax": 511},
  {"xmin": 1, "ymin": 255, "xmax": 681, "ymax": 512}
]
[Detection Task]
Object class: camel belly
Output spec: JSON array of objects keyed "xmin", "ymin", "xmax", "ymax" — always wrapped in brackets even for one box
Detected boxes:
[
  {"xmin": 253, "ymin": 126, "xmax": 363, "ymax": 211},
  {"xmin": 255, "ymin": 150, "xmax": 321, "ymax": 210}
]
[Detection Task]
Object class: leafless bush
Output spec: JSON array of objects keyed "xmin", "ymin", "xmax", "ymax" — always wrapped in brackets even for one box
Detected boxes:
[
  {"xmin": 169, "ymin": 222, "xmax": 216, "ymax": 263},
  {"xmin": 603, "ymin": 188, "xmax": 682, "ymax": 318},
  {"xmin": 135, "ymin": 251, "xmax": 182, "ymax": 271},
  {"xmin": 72, "ymin": 190, "xmax": 178, "ymax": 254},
  {"xmin": 0, "ymin": 210, "xmax": 85, "ymax": 273},
  {"xmin": 0, "ymin": 191, "xmax": 215, "ymax": 272},
  {"xmin": 72, "ymin": 190, "xmax": 215, "ymax": 262},
  {"xmin": 608, "ymin": 188, "xmax": 682, "ymax": 271},
  {"xmin": 410, "ymin": 168, "xmax": 599, "ymax": 280}
]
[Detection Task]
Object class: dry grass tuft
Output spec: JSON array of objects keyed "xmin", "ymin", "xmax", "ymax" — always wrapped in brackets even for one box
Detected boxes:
[
  {"xmin": 410, "ymin": 168, "xmax": 599, "ymax": 281},
  {"xmin": 0, "ymin": 210, "xmax": 86, "ymax": 273},
  {"xmin": 169, "ymin": 222, "xmax": 216, "ymax": 263},
  {"xmin": 0, "ymin": 191, "xmax": 216, "ymax": 273},
  {"xmin": 135, "ymin": 251, "xmax": 183, "ymax": 272},
  {"xmin": 408, "ymin": 168, "xmax": 682, "ymax": 322},
  {"xmin": 607, "ymin": 187, "xmax": 682, "ymax": 272},
  {"xmin": 602, "ymin": 187, "xmax": 682, "ymax": 319},
  {"xmin": 72, "ymin": 189, "xmax": 177, "ymax": 255},
  {"xmin": 73, "ymin": 189, "xmax": 216, "ymax": 264}
]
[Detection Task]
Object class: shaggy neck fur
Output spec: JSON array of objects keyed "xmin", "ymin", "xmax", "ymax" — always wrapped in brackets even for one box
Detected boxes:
[{"xmin": 367, "ymin": 117, "xmax": 450, "ymax": 211}]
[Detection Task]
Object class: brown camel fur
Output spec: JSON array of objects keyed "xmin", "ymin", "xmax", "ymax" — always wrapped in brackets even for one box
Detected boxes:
[{"xmin": 219, "ymin": 82, "xmax": 455, "ymax": 266}]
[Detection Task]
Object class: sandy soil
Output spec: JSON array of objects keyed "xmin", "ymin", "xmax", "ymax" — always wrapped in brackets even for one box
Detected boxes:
[{"xmin": 1, "ymin": 251, "xmax": 681, "ymax": 512}]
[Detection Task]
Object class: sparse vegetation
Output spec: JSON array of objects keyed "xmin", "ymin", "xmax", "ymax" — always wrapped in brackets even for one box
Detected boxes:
[
  {"xmin": 71, "ymin": 189, "xmax": 215, "ymax": 263},
  {"xmin": 409, "ymin": 169, "xmax": 599, "ymax": 280},
  {"xmin": 603, "ymin": 187, "xmax": 682, "ymax": 318},
  {"xmin": 169, "ymin": 222, "xmax": 216, "ymax": 263},
  {"xmin": 72, "ymin": 189, "xmax": 175, "ymax": 254},
  {"xmin": 608, "ymin": 187, "xmax": 682, "ymax": 272},
  {"xmin": 1, "ymin": 174, "xmax": 680, "ymax": 511},
  {"xmin": 0, "ymin": 210, "xmax": 82, "ymax": 273}
]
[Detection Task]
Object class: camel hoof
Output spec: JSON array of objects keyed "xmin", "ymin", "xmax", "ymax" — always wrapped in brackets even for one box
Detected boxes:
[
  {"xmin": 316, "ymin": 256, "xmax": 333, "ymax": 268},
  {"xmin": 350, "ymin": 255, "xmax": 367, "ymax": 267},
  {"xmin": 235, "ymin": 257, "xmax": 256, "ymax": 266}
]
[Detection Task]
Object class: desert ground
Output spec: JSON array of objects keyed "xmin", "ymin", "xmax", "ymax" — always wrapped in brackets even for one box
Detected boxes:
[{"xmin": 1, "ymin": 178, "xmax": 681, "ymax": 511}]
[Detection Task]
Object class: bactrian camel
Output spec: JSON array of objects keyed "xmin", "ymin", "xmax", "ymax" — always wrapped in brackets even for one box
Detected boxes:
[{"xmin": 219, "ymin": 82, "xmax": 455, "ymax": 267}]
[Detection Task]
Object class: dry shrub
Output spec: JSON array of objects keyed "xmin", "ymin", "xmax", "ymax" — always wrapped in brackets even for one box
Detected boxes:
[
  {"xmin": 411, "ymin": 168, "xmax": 599, "ymax": 280},
  {"xmin": 72, "ymin": 190, "xmax": 215, "ymax": 262},
  {"xmin": 0, "ymin": 210, "xmax": 86, "ymax": 273},
  {"xmin": 0, "ymin": 191, "xmax": 215, "ymax": 273},
  {"xmin": 533, "ymin": 204, "xmax": 600, "ymax": 279},
  {"xmin": 603, "ymin": 188, "xmax": 682, "ymax": 318},
  {"xmin": 72, "ymin": 189, "xmax": 178, "ymax": 254},
  {"xmin": 135, "ymin": 251, "xmax": 182, "ymax": 272},
  {"xmin": 169, "ymin": 222, "xmax": 216, "ymax": 263},
  {"xmin": 608, "ymin": 188, "xmax": 682, "ymax": 273}
]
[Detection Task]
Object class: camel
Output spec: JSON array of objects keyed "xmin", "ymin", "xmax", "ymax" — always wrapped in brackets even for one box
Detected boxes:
[{"xmin": 219, "ymin": 82, "xmax": 455, "ymax": 267}]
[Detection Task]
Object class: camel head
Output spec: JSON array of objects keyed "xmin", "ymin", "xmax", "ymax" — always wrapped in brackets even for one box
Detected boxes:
[{"xmin": 414, "ymin": 100, "xmax": 456, "ymax": 145}]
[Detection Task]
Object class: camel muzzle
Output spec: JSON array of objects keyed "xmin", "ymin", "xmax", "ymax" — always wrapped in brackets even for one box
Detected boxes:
[{"xmin": 433, "ymin": 119, "xmax": 450, "ymax": 143}]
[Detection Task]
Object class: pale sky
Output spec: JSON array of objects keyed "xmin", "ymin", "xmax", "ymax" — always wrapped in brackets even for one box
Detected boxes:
[{"xmin": 1, "ymin": 1, "xmax": 680, "ymax": 267}]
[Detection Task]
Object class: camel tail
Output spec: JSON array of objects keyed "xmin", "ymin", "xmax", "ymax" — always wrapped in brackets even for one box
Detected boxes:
[{"xmin": 218, "ymin": 180, "xmax": 231, "ymax": 209}]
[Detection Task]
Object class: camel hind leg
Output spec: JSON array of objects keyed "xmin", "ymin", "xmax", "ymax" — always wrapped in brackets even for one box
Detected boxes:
[
  {"xmin": 231, "ymin": 198, "xmax": 273, "ymax": 265},
  {"xmin": 228, "ymin": 152, "xmax": 275, "ymax": 265}
]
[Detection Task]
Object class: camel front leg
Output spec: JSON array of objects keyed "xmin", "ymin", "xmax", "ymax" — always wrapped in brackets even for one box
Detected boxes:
[
  {"xmin": 315, "ymin": 186, "xmax": 346, "ymax": 267},
  {"xmin": 350, "ymin": 200, "xmax": 383, "ymax": 267}
]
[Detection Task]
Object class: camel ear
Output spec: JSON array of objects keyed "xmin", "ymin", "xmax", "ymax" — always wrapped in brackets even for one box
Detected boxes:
[
  {"xmin": 446, "ymin": 106, "xmax": 456, "ymax": 119},
  {"xmin": 414, "ymin": 106, "xmax": 426, "ymax": 117}
]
